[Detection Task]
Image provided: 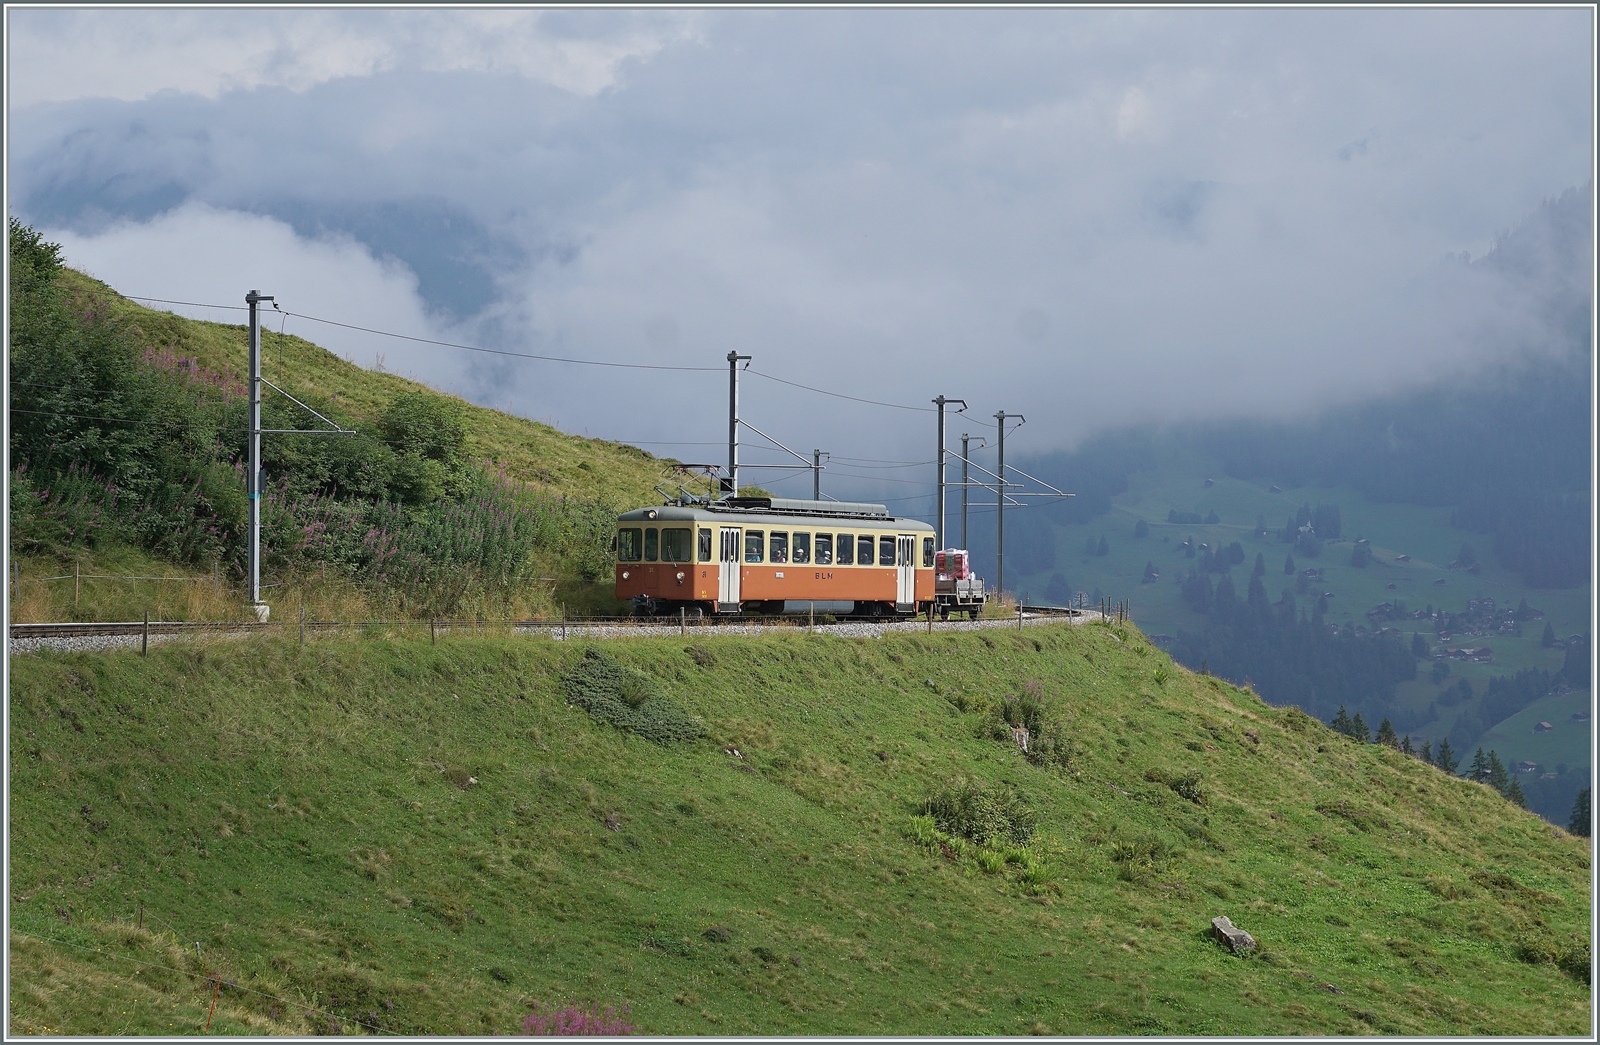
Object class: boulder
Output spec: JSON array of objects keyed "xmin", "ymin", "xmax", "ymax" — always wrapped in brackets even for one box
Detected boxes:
[{"xmin": 1210, "ymin": 915, "xmax": 1256, "ymax": 953}]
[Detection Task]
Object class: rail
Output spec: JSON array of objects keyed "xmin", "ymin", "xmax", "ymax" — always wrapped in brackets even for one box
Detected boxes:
[{"xmin": 10, "ymin": 604, "xmax": 1094, "ymax": 642}]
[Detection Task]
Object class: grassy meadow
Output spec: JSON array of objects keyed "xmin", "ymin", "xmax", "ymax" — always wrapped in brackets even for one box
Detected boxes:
[{"xmin": 8, "ymin": 621, "xmax": 1590, "ymax": 1035}]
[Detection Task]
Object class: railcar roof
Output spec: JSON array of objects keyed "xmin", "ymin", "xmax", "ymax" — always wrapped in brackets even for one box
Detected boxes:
[{"xmin": 617, "ymin": 503, "xmax": 933, "ymax": 531}]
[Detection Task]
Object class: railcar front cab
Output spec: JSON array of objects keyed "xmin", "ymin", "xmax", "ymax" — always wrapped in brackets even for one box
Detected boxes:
[
  {"xmin": 613, "ymin": 506, "xmax": 709, "ymax": 616},
  {"xmin": 614, "ymin": 500, "xmax": 937, "ymax": 617}
]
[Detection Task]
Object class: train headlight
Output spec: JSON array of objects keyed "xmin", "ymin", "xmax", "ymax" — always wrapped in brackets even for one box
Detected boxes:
[
  {"xmin": 676, "ymin": 571, "xmax": 686, "ymax": 583},
  {"xmin": 621, "ymin": 570, "xmax": 630, "ymax": 580}
]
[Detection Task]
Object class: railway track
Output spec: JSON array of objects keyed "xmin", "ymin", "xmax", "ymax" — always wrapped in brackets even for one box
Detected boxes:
[{"xmin": 10, "ymin": 605, "xmax": 1095, "ymax": 644}]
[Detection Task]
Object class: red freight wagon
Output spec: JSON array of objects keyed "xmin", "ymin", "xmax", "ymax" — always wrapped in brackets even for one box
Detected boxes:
[{"xmin": 615, "ymin": 496, "xmax": 937, "ymax": 617}]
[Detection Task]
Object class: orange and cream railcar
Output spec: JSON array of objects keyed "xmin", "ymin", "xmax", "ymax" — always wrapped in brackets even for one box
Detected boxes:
[{"xmin": 615, "ymin": 497, "xmax": 937, "ymax": 616}]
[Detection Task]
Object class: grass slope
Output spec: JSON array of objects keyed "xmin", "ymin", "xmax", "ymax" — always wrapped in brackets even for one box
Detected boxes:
[
  {"xmin": 58, "ymin": 268, "xmax": 670, "ymax": 505},
  {"xmin": 9, "ymin": 623, "xmax": 1590, "ymax": 1035}
]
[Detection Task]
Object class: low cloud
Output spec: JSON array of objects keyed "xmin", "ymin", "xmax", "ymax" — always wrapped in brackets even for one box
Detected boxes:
[
  {"xmin": 12, "ymin": 8, "xmax": 1592, "ymax": 503},
  {"xmin": 6, "ymin": 9, "xmax": 699, "ymax": 107}
]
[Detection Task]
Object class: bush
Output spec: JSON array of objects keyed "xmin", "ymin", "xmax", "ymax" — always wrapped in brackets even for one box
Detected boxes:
[
  {"xmin": 1516, "ymin": 933, "xmax": 1590, "ymax": 984},
  {"xmin": 561, "ymin": 649, "xmax": 705, "ymax": 744},
  {"xmin": 922, "ymin": 777, "xmax": 1037, "ymax": 846},
  {"xmin": 1144, "ymin": 768, "xmax": 1208, "ymax": 806},
  {"xmin": 989, "ymin": 681, "xmax": 1075, "ymax": 769},
  {"xmin": 1109, "ymin": 832, "xmax": 1174, "ymax": 882}
]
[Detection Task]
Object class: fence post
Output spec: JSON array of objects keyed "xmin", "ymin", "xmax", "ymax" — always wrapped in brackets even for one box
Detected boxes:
[
  {"xmin": 1017, "ymin": 602, "xmax": 1023, "ymax": 631},
  {"xmin": 141, "ymin": 611, "xmax": 149, "ymax": 656},
  {"xmin": 680, "ymin": 606, "xmax": 686, "ymax": 637},
  {"xmin": 74, "ymin": 564, "xmax": 80, "ymax": 608},
  {"xmin": 430, "ymin": 618, "xmax": 436, "ymax": 645},
  {"xmin": 299, "ymin": 605, "xmax": 306, "ymax": 644}
]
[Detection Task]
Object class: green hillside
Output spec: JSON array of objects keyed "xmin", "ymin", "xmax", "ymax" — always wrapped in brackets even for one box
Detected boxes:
[
  {"xmin": 9, "ymin": 219, "xmax": 679, "ymax": 623},
  {"xmin": 1001, "ymin": 443, "xmax": 1592, "ymax": 821},
  {"xmin": 8, "ymin": 624, "xmax": 1590, "ymax": 1035},
  {"xmin": 56, "ymin": 267, "xmax": 670, "ymax": 505}
]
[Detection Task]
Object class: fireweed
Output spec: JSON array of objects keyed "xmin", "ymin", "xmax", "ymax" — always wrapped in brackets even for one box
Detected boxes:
[{"xmin": 520, "ymin": 1001, "xmax": 634, "ymax": 1036}]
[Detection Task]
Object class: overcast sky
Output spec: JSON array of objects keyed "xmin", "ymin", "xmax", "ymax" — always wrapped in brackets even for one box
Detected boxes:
[{"xmin": 7, "ymin": 7, "xmax": 1593, "ymax": 504}]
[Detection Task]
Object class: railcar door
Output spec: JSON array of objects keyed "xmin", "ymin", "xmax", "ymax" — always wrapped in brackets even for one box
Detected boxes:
[
  {"xmin": 895, "ymin": 534, "xmax": 916, "ymax": 609},
  {"xmin": 718, "ymin": 527, "xmax": 742, "ymax": 610}
]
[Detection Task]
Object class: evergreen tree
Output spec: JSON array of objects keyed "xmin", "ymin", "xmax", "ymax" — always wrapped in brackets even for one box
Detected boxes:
[
  {"xmin": 1096, "ymin": 535, "xmax": 1109, "ymax": 557},
  {"xmin": 1569, "ymin": 788, "xmax": 1590, "ymax": 836},
  {"xmin": 1084, "ymin": 536, "xmax": 1097, "ymax": 557},
  {"xmin": 1350, "ymin": 712, "xmax": 1369, "ymax": 743},
  {"xmin": 1246, "ymin": 575, "xmax": 1269, "ymax": 618},
  {"xmin": 1375, "ymin": 718, "xmax": 1398, "ymax": 749},
  {"xmin": 1561, "ymin": 634, "xmax": 1590, "ymax": 686},
  {"xmin": 1213, "ymin": 573, "xmax": 1237, "ymax": 608},
  {"xmin": 1420, "ymin": 740, "xmax": 1432, "ymax": 764},
  {"xmin": 1312, "ymin": 503, "xmax": 1342, "ymax": 539},
  {"xmin": 1505, "ymin": 775, "xmax": 1526, "ymax": 809},
  {"xmin": 1516, "ymin": 597, "xmax": 1530, "ymax": 620},
  {"xmin": 1456, "ymin": 543, "xmax": 1476, "ymax": 567},
  {"xmin": 1284, "ymin": 553, "xmax": 1295, "ymax": 575},
  {"xmin": 1253, "ymin": 552, "xmax": 1266, "ymax": 578},
  {"xmin": 1401, "ymin": 734, "xmax": 1414, "ymax": 756},
  {"xmin": 1434, "ymin": 737, "xmax": 1459, "ymax": 774},
  {"xmin": 1134, "ymin": 518, "xmax": 1149, "ymax": 538},
  {"xmin": 1487, "ymin": 751, "xmax": 1509, "ymax": 795},
  {"xmin": 1205, "ymin": 509, "xmax": 1220, "ymax": 524},
  {"xmin": 1541, "ymin": 621, "xmax": 1557, "ymax": 647},
  {"xmin": 1468, "ymin": 748, "xmax": 1490, "ymax": 783},
  {"xmin": 1142, "ymin": 561, "xmax": 1158, "ymax": 583},
  {"xmin": 1411, "ymin": 633, "xmax": 1430, "ymax": 658},
  {"xmin": 1330, "ymin": 705, "xmax": 1352, "ymax": 736}
]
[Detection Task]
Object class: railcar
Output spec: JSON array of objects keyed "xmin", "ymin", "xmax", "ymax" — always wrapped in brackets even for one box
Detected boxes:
[{"xmin": 614, "ymin": 497, "xmax": 939, "ymax": 617}]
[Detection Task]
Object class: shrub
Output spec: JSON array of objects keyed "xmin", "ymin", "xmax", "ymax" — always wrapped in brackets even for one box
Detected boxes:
[
  {"xmin": 922, "ymin": 777, "xmax": 1037, "ymax": 846},
  {"xmin": 1109, "ymin": 833, "xmax": 1174, "ymax": 882},
  {"xmin": 990, "ymin": 681, "xmax": 1075, "ymax": 769},
  {"xmin": 1144, "ymin": 768, "xmax": 1208, "ymax": 806},
  {"xmin": 1515, "ymin": 933, "xmax": 1590, "ymax": 984},
  {"xmin": 561, "ymin": 649, "xmax": 705, "ymax": 744}
]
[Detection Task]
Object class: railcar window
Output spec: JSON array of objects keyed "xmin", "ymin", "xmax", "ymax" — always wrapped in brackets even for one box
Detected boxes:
[
  {"xmin": 644, "ymin": 527, "xmax": 659, "ymax": 562},
  {"xmin": 858, "ymin": 535, "xmax": 875, "ymax": 566},
  {"xmin": 745, "ymin": 530, "xmax": 765, "ymax": 563},
  {"xmin": 879, "ymin": 535, "xmax": 896, "ymax": 566},
  {"xmin": 835, "ymin": 534, "xmax": 852, "ymax": 564},
  {"xmin": 792, "ymin": 532, "xmax": 810, "ymax": 564},
  {"xmin": 662, "ymin": 528, "xmax": 693, "ymax": 562},
  {"xmin": 698, "ymin": 528, "xmax": 713, "ymax": 562},
  {"xmin": 922, "ymin": 536, "xmax": 935, "ymax": 567},
  {"xmin": 617, "ymin": 528, "xmax": 643, "ymax": 562},
  {"xmin": 769, "ymin": 532, "xmax": 789, "ymax": 563},
  {"xmin": 814, "ymin": 534, "xmax": 833, "ymax": 565}
]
